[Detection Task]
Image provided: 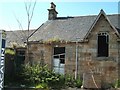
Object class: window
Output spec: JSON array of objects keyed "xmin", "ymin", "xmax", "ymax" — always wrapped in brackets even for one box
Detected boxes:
[
  {"xmin": 54, "ymin": 47, "xmax": 65, "ymax": 64},
  {"xmin": 53, "ymin": 47, "xmax": 65, "ymax": 74},
  {"xmin": 54, "ymin": 47, "xmax": 65, "ymax": 55},
  {"xmin": 98, "ymin": 32, "xmax": 109, "ymax": 57}
]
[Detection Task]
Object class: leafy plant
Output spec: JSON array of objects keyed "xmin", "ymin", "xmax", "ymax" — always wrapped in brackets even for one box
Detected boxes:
[
  {"xmin": 5, "ymin": 63, "xmax": 82, "ymax": 89},
  {"xmin": 47, "ymin": 73, "xmax": 65, "ymax": 89},
  {"xmin": 74, "ymin": 78, "xmax": 82, "ymax": 88},
  {"xmin": 35, "ymin": 83, "xmax": 48, "ymax": 89},
  {"xmin": 21, "ymin": 64, "xmax": 43, "ymax": 85},
  {"xmin": 65, "ymin": 74, "xmax": 82, "ymax": 88},
  {"xmin": 65, "ymin": 74, "xmax": 75, "ymax": 88},
  {"xmin": 113, "ymin": 79, "xmax": 120, "ymax": 88},
  {"xmin": 5, "ymin": 48, "xmax": 15, "ymax": 55}
]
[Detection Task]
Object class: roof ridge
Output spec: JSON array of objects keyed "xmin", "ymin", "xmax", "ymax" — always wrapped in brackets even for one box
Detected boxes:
[{"xmin": 56, "ymin": 14, "xmax": 119, "ymax": 19}]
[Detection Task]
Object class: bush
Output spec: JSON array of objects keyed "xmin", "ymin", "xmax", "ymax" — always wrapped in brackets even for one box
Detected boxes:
[
  {"xmin": 35, "ymin": 83, "xmax": 48, "ymax": 89},
  {"xmin": 47, "ymin": 74, "xmax": 65, "ymax": 89},
  {"xmin": 20, "ymin": 64, "xmax": 66, "ymax": 89},
  {"xmin": 5, "ymin": 63, "xmax": 82, "ymax": 89},
  {"xmin": 5, "ymin": 49, "xmax": 15, "ymax": 55},
  {"xmin": 113, "ymin": 79, "xmax": 120, "ymax": 88},
  {"xmin": 21, "ymin": 64, "xmax": 41, "ymax": 85},
  {"xmin": 65, "ymin": 74, "xmax": 75, "ymax": 87},
  {"xmin": 74, "ymin": 78, "xmax": 82, "ymax": 88},
  {"xmin": 65, "ymin": 74, "xmax": 82, "ymax": 88}
]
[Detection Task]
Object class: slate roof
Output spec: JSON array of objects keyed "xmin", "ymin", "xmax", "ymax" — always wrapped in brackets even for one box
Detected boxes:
[
  {"xmin": 5, "ymin": 13, "xmax": 120, "ymax": 48},
  {"xmin": 6, "ymin": 30, "xmax": 34, "ymax": 47},
  {"xmin": 29, "ymin": 14, "xmax": 120, "ymax": 42},
  {"xmin": 108, "ymin": 14, "xmax": 120, "ymax": 29}
]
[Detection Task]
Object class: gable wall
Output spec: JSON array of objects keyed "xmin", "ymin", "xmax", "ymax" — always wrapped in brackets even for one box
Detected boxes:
[
  {"xmin": 76, "ymin": 15, "xmax": 119, "ymax": 87},
  {"xmin": 84, "ymin": 15, "xmax": 119, "ymax": 61}
]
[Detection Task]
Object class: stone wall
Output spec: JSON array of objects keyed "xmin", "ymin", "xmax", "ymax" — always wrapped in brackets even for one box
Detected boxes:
[
  {"xmin": 80, "ymin": 60, "xmax": 117, "ymax": 88},
  {"xmin": 28, "ymin": 15, "xmax": 119, "ymax": 88},
  {"xmin": 28, "ymin": 43, "xmax": 53, "ymax": 68}
]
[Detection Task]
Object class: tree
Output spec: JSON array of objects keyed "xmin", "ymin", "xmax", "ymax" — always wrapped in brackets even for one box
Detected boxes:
[
  {"xmin": 14, "ymin": 0, "xmax": 37, "ymax": 64},
  {"xmin": 24, "ymin": 0, "xmax": 37, "ymax": 64}
]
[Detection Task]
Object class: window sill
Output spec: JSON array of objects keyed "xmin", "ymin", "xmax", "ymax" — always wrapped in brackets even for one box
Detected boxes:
[{"xmin": 95, "ymin": 56, "xmax": 116, "ymax": 61}]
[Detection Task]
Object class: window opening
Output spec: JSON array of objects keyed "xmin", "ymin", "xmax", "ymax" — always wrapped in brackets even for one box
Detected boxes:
[
  {"xmin": 53, "ymin": 47, "xmax": 65, "ymax": 74},
  {"xmin": 54, "ymin": 47, "xmax": 65, "ymax": 64},
  {"xmin": 98, "ymin": 32, "xmax": 109, "ymax": 57}
]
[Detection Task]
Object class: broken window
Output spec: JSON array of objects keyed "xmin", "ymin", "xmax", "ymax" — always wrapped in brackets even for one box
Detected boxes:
[
  {"xmin": 53, "ymin": 47, "xmax": 65, "ymax": 74},
  {"xmin": 98, "ymin": 32, "xmax": 109, "ymax": 57}
]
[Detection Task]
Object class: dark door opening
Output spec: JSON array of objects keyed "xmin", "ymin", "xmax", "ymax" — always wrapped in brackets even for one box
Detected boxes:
[{"xmin": 98, "ymin": 34, "xmax": 109, "ymax": 57}]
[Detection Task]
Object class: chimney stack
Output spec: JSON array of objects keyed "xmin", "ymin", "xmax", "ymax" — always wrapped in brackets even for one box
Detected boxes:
[{"xmin": 48, "ymin": 2, "xmax": 58, "ymax": 20}]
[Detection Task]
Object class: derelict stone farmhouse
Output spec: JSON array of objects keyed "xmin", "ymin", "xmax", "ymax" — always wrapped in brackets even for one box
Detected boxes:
[{"xmin": 6, "ymin": 2, "xmax": 120, "ymax": 88}]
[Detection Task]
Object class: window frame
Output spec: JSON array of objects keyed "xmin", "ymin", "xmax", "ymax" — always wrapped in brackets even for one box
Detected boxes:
[{"xmin": 53, "ymin": 47, "xmax": 65, "ymax": 74}]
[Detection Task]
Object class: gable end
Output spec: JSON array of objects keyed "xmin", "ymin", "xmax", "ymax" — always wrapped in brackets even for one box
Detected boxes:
[{"xmin": 84, "ymin": 9, "xmax": 120, "ymax": 41}]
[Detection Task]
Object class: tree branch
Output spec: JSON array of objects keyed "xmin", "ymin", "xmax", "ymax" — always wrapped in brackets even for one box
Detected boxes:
[{"xmin": 29, "ymin": 0, "xmax": 36, "ymax": 22}]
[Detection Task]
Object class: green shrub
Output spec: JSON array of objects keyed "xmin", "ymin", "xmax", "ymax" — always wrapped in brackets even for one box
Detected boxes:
[
  {"xmin": 20, "ymin": 64, "xmax": 65, "ymax": 89},
  {"xmin": 65, "ymin": 74, "xmax": 82, "ymax": 88},
  {"xmin": 35, "ymin": 83, "xmax": 48, "ymax": 89},
  {"xmin": 65, "ymin": 74, "xmax": 75, "ymax": 87},
  {"xmin": 5, "ymin": 63, "xmax": 82, "ymax": 89},
  {"xmin": 21, "ymin": 64, "xmax": 44, "ymax": 85},
  {"xmin": 47, "ymin": 74, "xmax": 65, "ymax": 89},
  {"xmin": 5, "ymin": 49, "xmax": 15, "ymax": 55},
  {"xmin": 74, "ymin": 78, "xmax": 82, "ymax": 88},
  {"xmin": 113, "ymin": 79, "xmax": 120, "ymax": 88}
]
